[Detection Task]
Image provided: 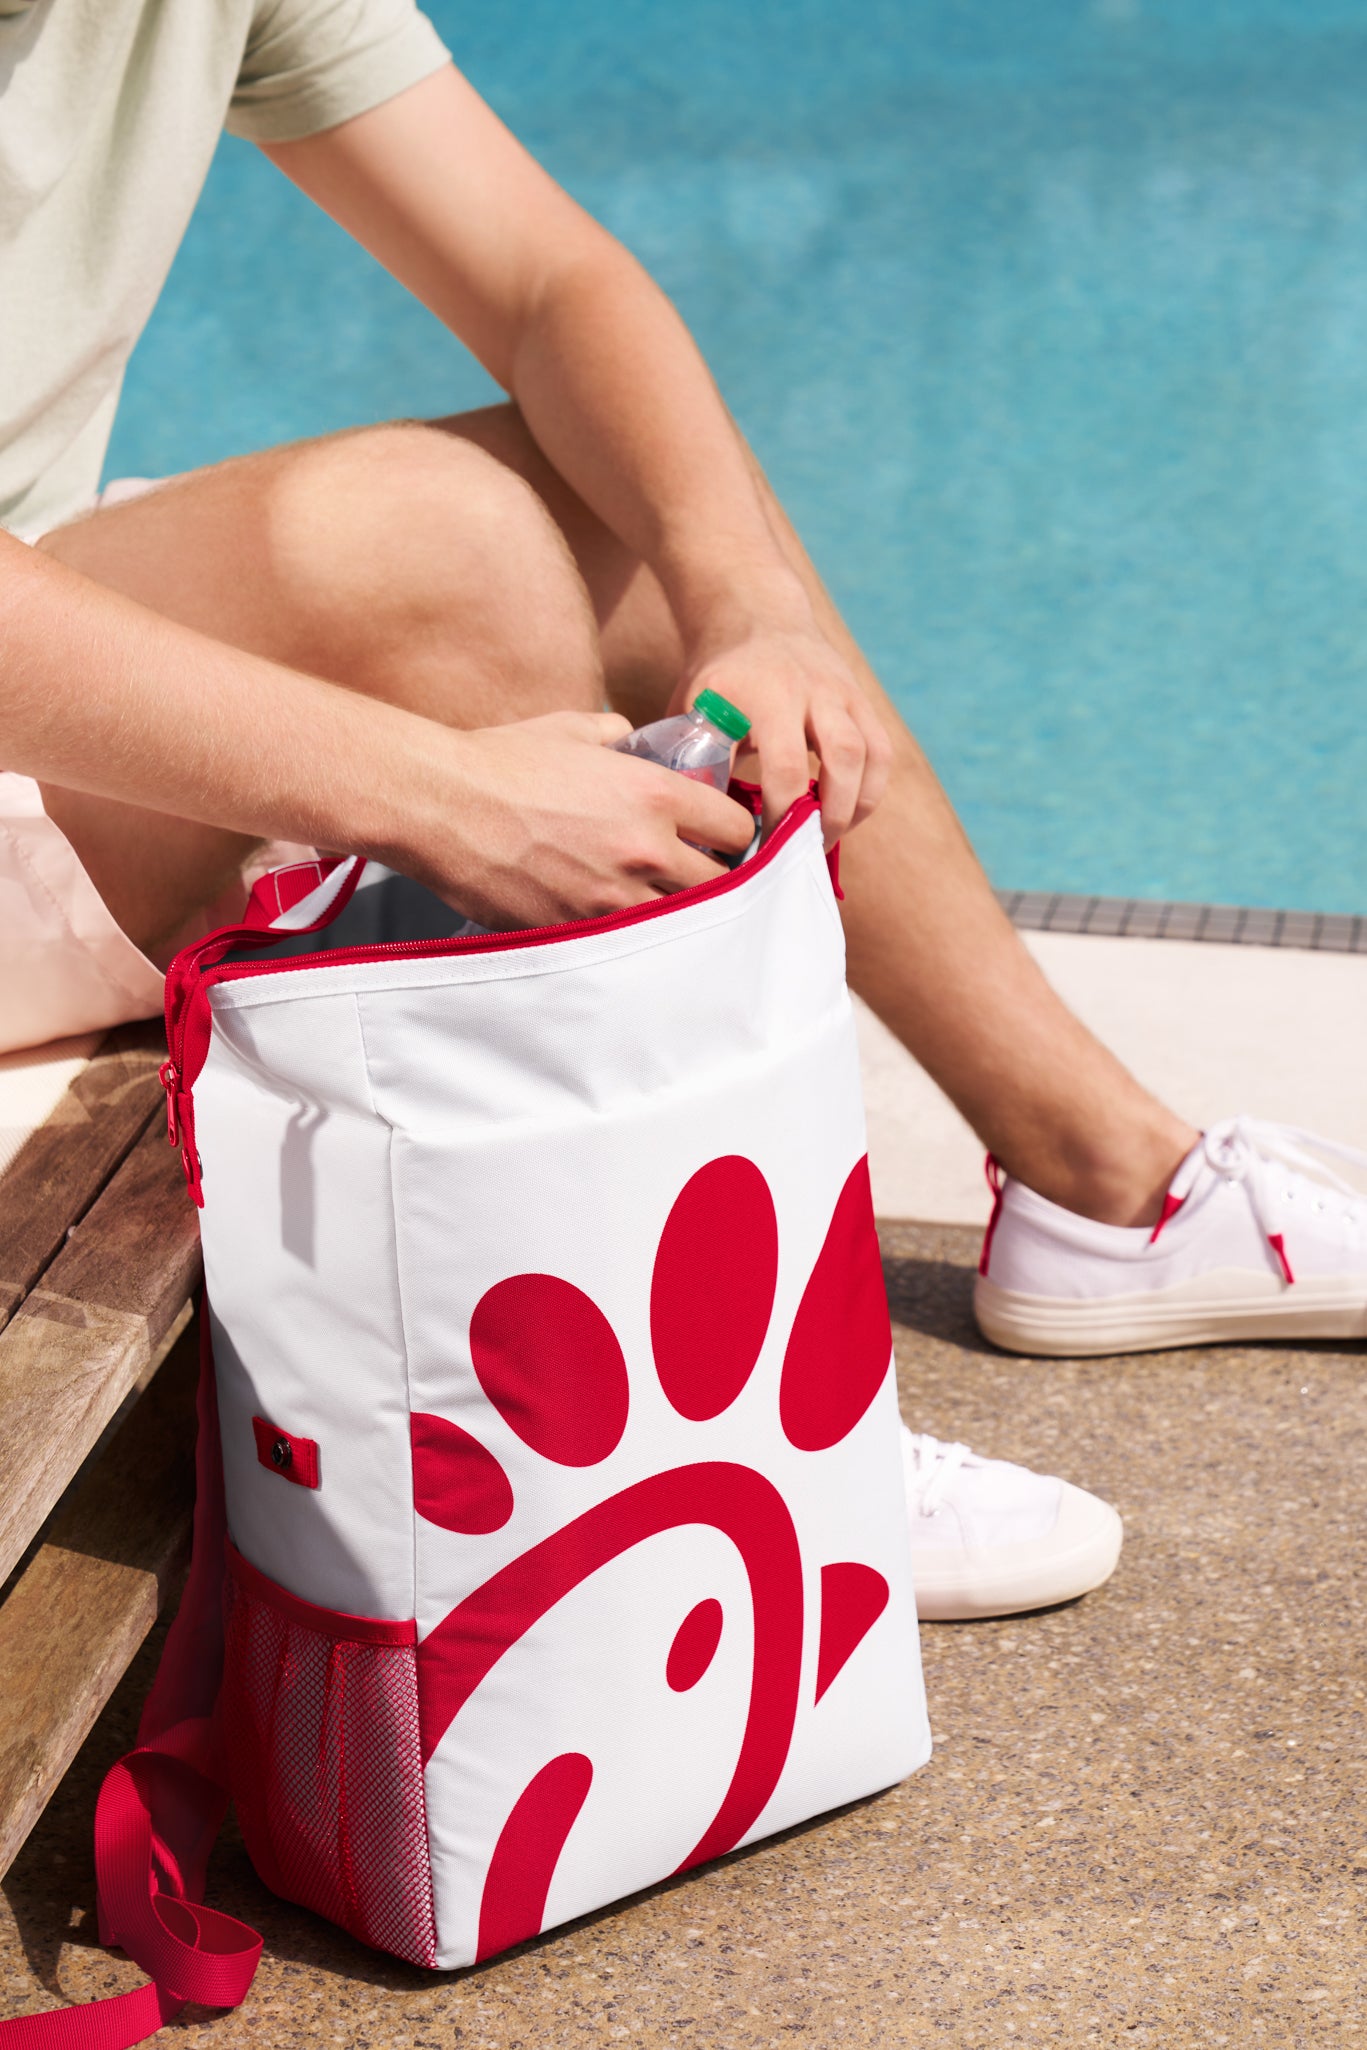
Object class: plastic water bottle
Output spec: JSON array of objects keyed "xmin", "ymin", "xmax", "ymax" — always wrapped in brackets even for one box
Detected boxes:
[
  {"xmin": 613, "ymin": 687, "xmax": 751, "ymax": 789},
  {"xmin": 429, "ymin": 690, "xmax": 754, "ymax": 938},
  {"xmin": 613, "ymin": 688, "xmax": 754, "ymax": 860}
]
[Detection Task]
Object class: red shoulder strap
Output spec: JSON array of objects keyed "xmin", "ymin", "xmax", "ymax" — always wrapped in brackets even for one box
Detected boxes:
[{"xmin": 0, "ymin": 1310, "xmax": 261, "ymax": 2048}]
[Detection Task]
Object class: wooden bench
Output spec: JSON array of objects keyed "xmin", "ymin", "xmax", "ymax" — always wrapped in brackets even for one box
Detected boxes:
[{"xmin": 0, "ymin": 1022, "xmax": 202, "ymax": 1879}]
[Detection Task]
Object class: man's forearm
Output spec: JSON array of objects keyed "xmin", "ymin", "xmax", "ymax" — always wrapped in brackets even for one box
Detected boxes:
[
  {"xmin": 509, "ymin": 247, "xmax": 813, "ymax": 656},
  {"xmin": 0, "ymin": 534, "xmax": 438, "ymax": 858},
  {"xmin": 0, "ymin": 532, "xmax": 755, "ymax": 926}
]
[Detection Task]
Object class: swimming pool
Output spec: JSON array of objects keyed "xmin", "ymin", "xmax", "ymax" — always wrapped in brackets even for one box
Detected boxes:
[{"xmin": 107, "ymin": 0, "xmax": 1367, "ymax": 914}]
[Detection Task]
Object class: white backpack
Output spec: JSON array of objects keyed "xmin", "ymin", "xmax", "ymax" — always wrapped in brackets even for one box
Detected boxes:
[{"xmin": 2, "ymin": 795, "xmax": 929, "ymax": 2046}]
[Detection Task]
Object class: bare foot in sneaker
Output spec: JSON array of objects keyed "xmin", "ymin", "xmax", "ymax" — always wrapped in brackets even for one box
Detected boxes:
[
  {"xmin": 975, "ymin": 1118, "xmax": 1367, "ymax": 1357},
  {"xmin": 902, "ymin": 1427, "xmax": 1123, "ymax": 1620}
]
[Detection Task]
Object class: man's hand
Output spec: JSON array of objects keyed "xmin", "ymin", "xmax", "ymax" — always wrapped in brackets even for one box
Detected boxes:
[
  {"xmin": 396, "ymin": 711, "xmax": 757, "ymax": 930},
  {"xmin": 676, "ymin": 609, "xmax": 893, "ymax": 847}
]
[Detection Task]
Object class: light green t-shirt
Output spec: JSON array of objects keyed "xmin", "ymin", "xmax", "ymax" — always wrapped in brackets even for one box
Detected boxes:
[{"xmin": 0, "ymin": 0, "xmax": 451, "ymax": 536}]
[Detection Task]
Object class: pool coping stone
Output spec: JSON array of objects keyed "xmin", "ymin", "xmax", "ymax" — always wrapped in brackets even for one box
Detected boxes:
[{"xmin": 997, "ymin": 890, "xmax": 1367, "ymax": 953}]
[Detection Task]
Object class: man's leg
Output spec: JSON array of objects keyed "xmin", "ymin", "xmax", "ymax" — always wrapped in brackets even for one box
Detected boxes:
[
  {"xmin": 442, "ymin": 403, "xmax": 1195, "ymax": 1228},
  {"xmin": 36, "ymin": 424, "xmax": 604, "ymax": 958},
  {"xmin": 26, "ymin": 407, "xmax": 1128, "ymax": 1607},
  {"xmin": 40, "ymin": 408, "xmax": 1190, "ymax": 1225}
]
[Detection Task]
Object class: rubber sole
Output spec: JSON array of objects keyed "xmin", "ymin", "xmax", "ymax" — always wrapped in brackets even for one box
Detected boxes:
[
  {"xmin": 912, "ymin": 1484, "xmax": 1123, "ymax": 1621},
  {"xmin": 975, "ymin": 1268, "xmax": 1367, "ymax": 1359}
]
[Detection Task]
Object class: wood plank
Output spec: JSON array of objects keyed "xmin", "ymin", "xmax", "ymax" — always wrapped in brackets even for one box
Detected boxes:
[
  {"xmin": 0, "ymin": 1300, "xmax": 193, "ymax": 1606},
  {"xmin": 0, "ymin": 1117, "xmax": 202, "ymax": 1587},
  {"xmin": 0, "ymin": 1314, "xmax": 198, "ymax": 1881},
  {"xmin": 0, "ymin": 1021, "xmax": 167, "ymax": 1333}
]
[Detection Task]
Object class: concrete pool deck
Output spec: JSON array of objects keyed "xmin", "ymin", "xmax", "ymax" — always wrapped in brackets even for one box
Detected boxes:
[
  {"xmin": 2, "ymin": 1219, "xmax": 1363, "ymax": 2046},
  {"xmin": 860, "ymin": 927, "xmax": 1367, "ymax": 1226}
]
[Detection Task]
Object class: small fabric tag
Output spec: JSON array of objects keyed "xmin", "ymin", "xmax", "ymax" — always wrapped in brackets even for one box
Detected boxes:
[
  {"xmin": 251, "ymin": 1415, "xmax": 320, "ymax": 1489},
  {"xmin": 257, "ymin": 860, "xmax": 329, "ymax": 920}
]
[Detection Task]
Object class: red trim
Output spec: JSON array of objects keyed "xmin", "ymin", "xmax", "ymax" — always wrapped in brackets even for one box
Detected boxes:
[
  {"xmin": 161, "ymin": 793, "xmax": 820, "ymax": 1204},
  {"xmin": 977, "ymin": 1154, "xmax": 1005, "ymax": 1278},
  {"xmin": 1148, "ymin": 1191, "xmax": 1185, "ymax": 1245},
  {"xmin": 1267, "ymin": 1232, "xmax": 1295, "ymax": 1286},
  {"xmin": 224, "ymin": 1539, "xmax": 416, "ymax": 1647},
  {"xmin": 218, "ymin": 791, "xmax": 816, "ymax": 986},
  {"xmin": 826, "ymin": 841, "xmax": 844, "ymax": 901},
  {"xmin": 251, "ymin": 1417, "xmax": 320, "ymax": 1490}
]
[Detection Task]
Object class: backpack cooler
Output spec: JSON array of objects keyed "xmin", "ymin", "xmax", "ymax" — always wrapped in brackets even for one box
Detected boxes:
[{"xmin": 1, "ymin": 793, "xmax": 930, "ymax": 2047}]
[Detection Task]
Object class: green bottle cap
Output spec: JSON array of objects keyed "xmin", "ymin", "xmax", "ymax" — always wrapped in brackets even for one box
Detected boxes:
[{"xmin": 693, "ymin": 687, "xmax": 752, "ymax": 743}]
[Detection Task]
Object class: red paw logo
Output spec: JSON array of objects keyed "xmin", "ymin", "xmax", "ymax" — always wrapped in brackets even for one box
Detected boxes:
[{"xmin": 411, "ymin": 1153, "xmax": 894, "ymax": 1958}]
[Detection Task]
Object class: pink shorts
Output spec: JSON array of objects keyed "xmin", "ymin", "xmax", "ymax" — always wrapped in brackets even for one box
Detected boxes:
[{"xmin": 1, "ymin": 480, "xmax": 315, "ymax": 1056}]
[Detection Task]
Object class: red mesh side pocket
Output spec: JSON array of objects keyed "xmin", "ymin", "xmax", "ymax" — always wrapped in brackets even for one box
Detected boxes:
[{"xmin": 222, "ymin": 1541, "xmax": 438, "ymax": 1968}]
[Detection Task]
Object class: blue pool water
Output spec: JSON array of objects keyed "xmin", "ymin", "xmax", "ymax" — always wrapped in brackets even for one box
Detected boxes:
[{"xmin": 107, "ymin": 1, "xmax": 1367, "ymax": 913}]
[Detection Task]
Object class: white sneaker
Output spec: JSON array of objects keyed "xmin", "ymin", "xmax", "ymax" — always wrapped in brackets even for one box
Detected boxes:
[
  {"xmin": 975, "ymin": 1117, "xmax": 1367, "ymax": 1358},
  {"xmin": 902, "ymin": 1427, "xmax": 1123, "ymax": 1620}
]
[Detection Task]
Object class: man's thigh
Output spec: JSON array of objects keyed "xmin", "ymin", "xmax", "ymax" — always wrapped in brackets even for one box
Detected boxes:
[
  {"xmin": 40, "ymin": 419, "xmax": 599, "ymax": 719},
  {"xmin": 31, "ymin": 418, "xmax": 605, "ymax": 962},
  {"xmin": 435, "ymin": 403, "xmax": 686, "ymax": 728}
]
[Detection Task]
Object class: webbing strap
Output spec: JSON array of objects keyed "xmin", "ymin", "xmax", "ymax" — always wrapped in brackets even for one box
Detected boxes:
[
  {"xmin": 0, "ymin": 1977, "xmax": 181, "ymax": 2048},
  {"xmin": 95, "ymin": 1733, "xmax": 260, "ymax": 2008},
  {"xmin": 0, "ymin": 1311, "xmax": 260, "ymax": 2048},
  {"xmin": 0, "ymin": 1737, "xmax": 261, "ymax": 2047}
]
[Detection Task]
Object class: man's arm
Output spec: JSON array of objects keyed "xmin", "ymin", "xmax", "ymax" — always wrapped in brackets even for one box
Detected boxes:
[
  {"xmin": 0, "ymin": 534, "xmax": 752, "ymax": 925},
  {"xmin": 263, "ymin": 64, "xmax": 891, "ymax": 840}
]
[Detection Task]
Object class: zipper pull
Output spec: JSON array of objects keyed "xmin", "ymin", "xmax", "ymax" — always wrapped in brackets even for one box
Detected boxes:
[
  {"xmin": 158, "ymin": 1060, "xmax": 179, "ymax": 1148},
  {"xmin": 159, "ymin": 1057, "xmax": 202, "ymax": 1201},
  {"xmin": 181, "ymin": 1136, "xmax": 205, "ymax": 1209}
]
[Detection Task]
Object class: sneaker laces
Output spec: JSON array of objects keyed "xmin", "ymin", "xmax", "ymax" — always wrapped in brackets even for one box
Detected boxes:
[
  {"xmin": 1163, "ymin": 1115, "xmax": 1367, "ymax": 1285},
  {"xmin": 903, "ymin": 1433, "xmax": 975, "ymax": 1517}
]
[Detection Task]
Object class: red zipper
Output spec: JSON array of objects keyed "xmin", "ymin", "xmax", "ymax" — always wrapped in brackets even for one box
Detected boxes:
[{"xmin": 163, "ymin": 792, "xmax": 822, "ymax": 1207}]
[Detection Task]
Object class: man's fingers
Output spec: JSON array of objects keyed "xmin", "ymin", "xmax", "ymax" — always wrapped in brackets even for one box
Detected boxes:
[
  {"xmin": 566, "ymin": 709, "xmax": 633, "ymax": 746},
  {"xmin": 810, "ymin": 703, "xmax": 867, "ymax": 845},
  {"xmin": 653, "ymin": 841, "xmax": 733, "ymax": 893},
  {"xmin": 605, "ymin": 848, "xmax": 725, "ymax": 910},
  {"xmin": 756, "ymin": 728, "xmax": 813, "ymax": 836},
  {"xmin": 663, "ymin": 773, "xmax": 757, "ymax": 858},
  {"xmin": 478, "ymin": 708, "xmax": 631, "ymax": 747},
  {"xmin": 847, "ymin": 697, "xmax": 893, "ymax": 827}
]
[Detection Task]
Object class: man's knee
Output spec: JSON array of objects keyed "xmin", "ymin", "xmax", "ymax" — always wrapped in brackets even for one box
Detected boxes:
[{"xmin": 269, "ymin": 424, "xmax": 604, "ymax": 719}]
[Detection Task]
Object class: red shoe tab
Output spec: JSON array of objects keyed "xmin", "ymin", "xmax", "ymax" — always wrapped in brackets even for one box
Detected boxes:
[
  {"xmin": 1148, "ymin": 1191, "xmax": 1185, "ymax": 1245},
  {"xmin": 1266, "ymin": 1232, "xmax": 1295, "ymax": 1286},
  {"xmin": 251, "ymin": 1417, "xmax": 320, "ymax": 1489},
  {"xmin": 978, "ymin": 1154, "xmax": 1005, "ymax": 1279}
]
